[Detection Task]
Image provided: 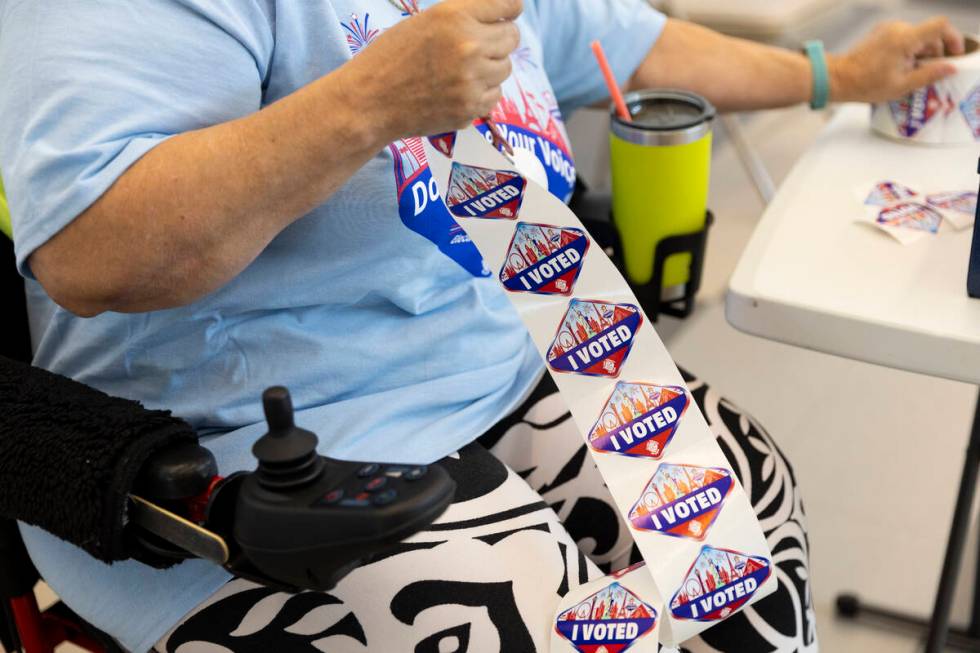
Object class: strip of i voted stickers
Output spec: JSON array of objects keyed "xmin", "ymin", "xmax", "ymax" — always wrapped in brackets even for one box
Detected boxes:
[{"xmin": 423, "ymin": 127, "xmax": 776, "ymax": 651}]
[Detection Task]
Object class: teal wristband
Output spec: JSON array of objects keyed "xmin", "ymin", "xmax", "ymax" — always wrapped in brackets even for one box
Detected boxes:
[{"xmin": 804, "ymin": 40, "xmax": 830, "ymax": 110}]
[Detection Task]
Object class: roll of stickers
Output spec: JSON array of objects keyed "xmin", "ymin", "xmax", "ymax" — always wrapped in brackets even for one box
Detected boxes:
[
  {"xmin": 872, "ymin": 35, "xmax": 980, "ymax": 145},
  {"xmin": 423, "ymin": 128, "xmax": 775, "ymax": 651}
]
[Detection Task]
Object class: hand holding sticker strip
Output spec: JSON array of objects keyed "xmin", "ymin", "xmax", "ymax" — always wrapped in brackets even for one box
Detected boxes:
[{"xmin": 423, "ymin": 127, "xmax": 775, "ymax": 649}]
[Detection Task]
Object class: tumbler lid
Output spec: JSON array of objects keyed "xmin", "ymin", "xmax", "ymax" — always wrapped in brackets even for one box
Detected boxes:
[{"xmin": 611, "ymin": 90, "xmax": 715, "ymax": 146}]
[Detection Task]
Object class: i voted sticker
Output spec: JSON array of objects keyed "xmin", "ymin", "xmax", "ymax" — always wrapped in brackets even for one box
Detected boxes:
[
  {"xmin": 588, "ymin": 383, "xmax": 688, "ymax": 459},
  {"xmin": 555, "ymin": 582, "xmax": 657, "ymax": 653},
  {"xmin": 927, "ymin": 191, "xmax": 978, "ymax": 216},
  {"xmin": 876, "ymin": 202, "xmax": 943, "ymax": 233},
  {"xmin": 670, "ymin": 547, "xmax": 771, "ymax": 623},
  {"xmin": 428, "ymin": 132, "xmax": 457, "ymax": 158},
  {"xmin": 499, "ymin": 222, "xmax": 589, "ymax": 295},
  {"xmin": 547, "ymin": 300, "xmax": 641, "ymax": 378},
  {"xmin": 445, "ymin": 162, "xmax": 526, "ymax": 219},
  {"xmin": 890, "ymin": 85, "xmax": 943, "ymax": 137},
  {"xmin": 960, "ymin": 84, "xmax": 980, "ymax": 140},
  {"xmin": 864, "ymin": 181, "xmax": 918, "ymax": 206},
  {"xmin": 628, "ymin": 464, "xmax": 733, "ymax": 540}
]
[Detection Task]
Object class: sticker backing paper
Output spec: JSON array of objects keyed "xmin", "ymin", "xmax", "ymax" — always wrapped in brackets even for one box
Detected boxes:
[{"xmin": 423, "ymin": 127, "xmax": 775, "ymax": 649}]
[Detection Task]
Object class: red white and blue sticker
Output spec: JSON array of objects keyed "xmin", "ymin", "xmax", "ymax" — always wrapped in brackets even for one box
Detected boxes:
[
  {"xmin": 499, "ymin": 222, "xmax": 589, "ymax": 295},
  {"xmin": 960, "ymin": 83, "xmax": 980, "ymax": 140},
  {"xmin": 863, "ymin": 180, "xmax": 918, "ymax": 206},
  {"xmin": 555, "ymin": 582, "xmax": 657, "ymax": 653},
  {"xmin": 588, "ymin": 383, "xmax": 688, "ymax": 459},
  {"xmin": 428, "ymin": 132, "xmax": 458, "ymax": 158},
  {"xmin": 628, "ymin": 464, "xmax": 733, "ymax": 540},
  {"xmin": 445, "ymin": 163, "xmax": 526, "ymax": 220},
  {"xmin": 547, "ymin": 300, "xmax": 641, "ymax": 378},
  {"xmin": 670, "ymin": 547, "xmax": 771, "ymax": 622},
  {"xmin": 927, "ymin": 191, "xmax": 978, "ymax": 216},
  {"xmin": 890, "ymin": 85, "xmax": 943, "ymax": 138},
  {"xmin": 876, "ymin": 202, "xmax": 943, "ymax": 233}
]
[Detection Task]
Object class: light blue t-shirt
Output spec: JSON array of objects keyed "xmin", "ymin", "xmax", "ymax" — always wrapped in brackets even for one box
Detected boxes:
[{"xmin": 0, "ymin": 1, "xmax": 665, "ymax": 650}]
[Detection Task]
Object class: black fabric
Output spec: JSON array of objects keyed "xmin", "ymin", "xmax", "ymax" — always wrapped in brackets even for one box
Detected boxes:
[
  {"xmin": 0, "ymin": 238, "xmax": 31, "ymax": 364},
  {"xmin": 0, "ymin": 355, "xmax": 197, "ymax": 563}
]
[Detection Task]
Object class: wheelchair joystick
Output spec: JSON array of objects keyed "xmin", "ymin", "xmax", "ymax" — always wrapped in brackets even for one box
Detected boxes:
[
  {"xmin": 226, "ymin": 385, "xmax": 457, "ymax": 591},
  {"xmin": 252, "ymin": 387, "xmax": 325, "ymax": 490}
]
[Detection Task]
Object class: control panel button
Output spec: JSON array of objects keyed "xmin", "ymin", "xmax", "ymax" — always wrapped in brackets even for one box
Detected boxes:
[
  {"xmin": 357, "ymin": 463, "xmax": 381, "ymax": 478},
  {"xmin": 364, "ymin": 476, "xmax": 388, "ymax": 492},
  {"xmin": 372, "ymin": 489, "xmax": 398, "ymax": 506},
  {"xmin": 321, "ymin": 488, "xmax": 344, "ymax": 505},
  {"xmin": 405, "ymin": 466, "xmax": 428, "ymax": 481}
]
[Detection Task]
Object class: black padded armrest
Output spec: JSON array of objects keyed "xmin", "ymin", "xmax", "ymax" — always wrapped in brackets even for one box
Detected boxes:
[{"xmin": 0, "ymin": 355, "xmax": 196, "ymax": 563}]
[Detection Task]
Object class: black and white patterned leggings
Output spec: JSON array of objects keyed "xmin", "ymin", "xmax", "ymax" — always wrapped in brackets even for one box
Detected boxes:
[{"xmin": 158, "ymin": 369, "xmax": 817, "ymax": 653}]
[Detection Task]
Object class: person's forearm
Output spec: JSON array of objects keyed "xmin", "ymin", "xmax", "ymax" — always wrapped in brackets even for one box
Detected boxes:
[
  {"xmin": 30, "ymin": 64, "xmax": 398, "ymax": 317},
  {"xmin": 629, "ymin": 19, "xmax": 815, "ymax": 112}
]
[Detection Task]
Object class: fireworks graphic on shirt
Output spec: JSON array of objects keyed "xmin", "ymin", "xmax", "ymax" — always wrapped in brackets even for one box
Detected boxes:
[
  {"xmin": 670, "ymin": 547, "xmax": 771, "ymax": 622},
  {"xmin": 547, "ymin": 300, "xmax": 641, "ymax": 377},
  {"xmin": 341, "ymin": 13, "xmax": 380, "ymax": 55}
]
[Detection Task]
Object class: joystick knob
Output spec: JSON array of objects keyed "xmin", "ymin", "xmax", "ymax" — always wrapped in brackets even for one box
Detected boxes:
[{"xmin": 251, "ymin": 386, "xmax": 325, "ymax": 490}]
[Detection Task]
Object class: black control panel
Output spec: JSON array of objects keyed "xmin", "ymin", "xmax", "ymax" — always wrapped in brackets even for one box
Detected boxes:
[{"xmin": 229, "ymin": 387, "xmax": 456, "ymax": 591}]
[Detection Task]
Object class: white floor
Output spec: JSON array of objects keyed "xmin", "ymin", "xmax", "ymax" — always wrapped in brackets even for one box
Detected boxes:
[{"xmin": 568, "ymin": 2, "xmax": 980, "ymax": 651}]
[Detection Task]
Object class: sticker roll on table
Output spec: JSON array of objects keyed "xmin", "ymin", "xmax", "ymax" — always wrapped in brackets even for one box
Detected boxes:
[
  {"xmin": 422, "ymin": 127, "xmax": 775, "ymax": 650},
  {"xmin": 872, "ymin": 35, "xmax": 980, "ymax": 145}
]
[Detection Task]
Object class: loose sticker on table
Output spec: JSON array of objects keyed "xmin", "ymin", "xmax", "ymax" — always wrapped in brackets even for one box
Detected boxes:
[
  {"xmin": 863, "ymin": 180, "xmax": 918, "ymax": 206},
  {"xmin": 669, "ymin": 547, "xmax": 772, "ymax": 623},
  {"xmin": 555, "ymin": 582, "xmax": 658, "ymax": 653},
  {"xmin": 960, "ymin": 83, "xmax": 980, "ymax": 139},
  {"xmin": 499, "ymin": 222, "xmax": 589, "ymax": 295},
  {"xmin": 875, "ymin": 202, "xmax": 943, "ymax": 233},
  {"xmin": 927, "ymin": 191, "xmax": 978, "ymax": 216},
  {"xmin": 445, "ymin": 162, "xmax": 526, "ymax": 219},
  {"xmin": 547, "ymin": 300, "xmax": 641, "ymax": 378},
  {"xmin": 428, "ymin": 132, "xmax": 457, "ymax": 158},
  {"xmin": 628, "ymin": 464, "xmax": 733, "ymax": 540},
  {"xmin": 889, "ymin": 85, "xmax": 943, "ymax": 138},
  {"xmin": 588, "ymin": 383, "xmax": 688, "ymax": 459}
]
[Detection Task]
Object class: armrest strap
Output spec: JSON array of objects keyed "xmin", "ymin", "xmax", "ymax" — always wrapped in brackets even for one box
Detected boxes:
[{"xmin": 0, "ymin": 355, "xmax": 197, "ymax": 563}]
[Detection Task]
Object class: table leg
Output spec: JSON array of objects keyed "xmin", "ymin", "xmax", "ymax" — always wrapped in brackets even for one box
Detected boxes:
[
  {"xmin": 836, "ymin": 391, "xmax": 980, "ymax": 651},
  {"xmin": 926, "ymin": 393, "xmax": 980, "ymax": 651}
]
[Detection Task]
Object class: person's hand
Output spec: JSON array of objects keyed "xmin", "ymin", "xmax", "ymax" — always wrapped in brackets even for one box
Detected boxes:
[
  {"xmin": 345, "ymin": 0, "xmax": 522, "ymax": 139},
  {"xmin": 829, "ymin": 17, "xmax": 966, "ymax": 104}
]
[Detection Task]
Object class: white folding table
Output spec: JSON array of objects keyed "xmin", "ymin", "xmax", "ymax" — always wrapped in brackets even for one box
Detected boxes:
[{"xmin": 726, "ymin": 103, "xmax": 980, "ymax": 651}]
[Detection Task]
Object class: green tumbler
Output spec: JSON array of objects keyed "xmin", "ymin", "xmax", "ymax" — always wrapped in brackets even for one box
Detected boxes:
[{"xmin": 610, "ymin": 90, "xmax": 715, "ymax": 288}]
